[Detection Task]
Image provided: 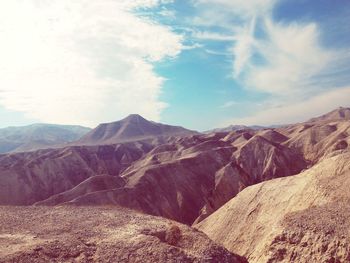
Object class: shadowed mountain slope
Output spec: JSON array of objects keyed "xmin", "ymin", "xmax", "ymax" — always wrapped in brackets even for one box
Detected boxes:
[
  {"xmin": 34, "ymin": 175, "xmax": 126, "ymax": 206},
  {"xmin": 0, "ymin": 142, "xmax": 154, "ymax": 205},
  {"xmin": 196, "ymin": 151, "xmax": 350, "ymax": 263}
]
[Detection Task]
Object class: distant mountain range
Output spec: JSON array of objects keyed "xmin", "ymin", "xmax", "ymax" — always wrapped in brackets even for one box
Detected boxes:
[
  {"xmin": 0, "ymin": 123, "xmax": 91, "ymax": 153},
  {"xmin": 6, "ymin": 107, "xmax": 345, "ymax": 154},
  {"xmin": 205, "ymin": 124, "xmax": 267, "ymax": 133},
  {"xmin": 0, "ymin": 114, "xmax": 197, "ymax": 153}
]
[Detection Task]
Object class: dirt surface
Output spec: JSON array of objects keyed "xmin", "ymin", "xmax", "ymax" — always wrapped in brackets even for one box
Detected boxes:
[{"xmin": 0, "ymin": 206, "xmax": 246, "ymax": 263}]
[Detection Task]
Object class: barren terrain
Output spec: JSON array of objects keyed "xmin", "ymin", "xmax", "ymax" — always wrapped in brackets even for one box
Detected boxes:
[{"xmin": 0, "ymin": 206, "xmax": 246, "ymax": 263}]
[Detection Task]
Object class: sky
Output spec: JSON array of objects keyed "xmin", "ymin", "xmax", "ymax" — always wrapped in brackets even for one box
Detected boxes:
[{"xmin": 0, "ymin": 0, "xmax": 349, "ymax": 131}]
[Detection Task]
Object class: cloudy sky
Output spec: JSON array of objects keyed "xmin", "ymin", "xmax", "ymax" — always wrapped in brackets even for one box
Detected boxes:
[{"xmin": 0, "ymin": 0, "xmax": 349, "ymax": 130}]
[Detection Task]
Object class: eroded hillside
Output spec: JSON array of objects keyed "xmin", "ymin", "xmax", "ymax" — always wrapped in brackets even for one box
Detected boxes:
[{"xmin": 196, "ymin": 152, "xmax": 350, "ymax": 263}]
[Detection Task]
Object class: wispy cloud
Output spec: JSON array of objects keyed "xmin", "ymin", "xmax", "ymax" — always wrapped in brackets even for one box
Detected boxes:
[
  {"xmin": 232, "ymin": 17, "xmax": 256, "ymax": 77},
  {"xmin": 0, "ymin": 0, "xmax": 183, "ymax": 126}
]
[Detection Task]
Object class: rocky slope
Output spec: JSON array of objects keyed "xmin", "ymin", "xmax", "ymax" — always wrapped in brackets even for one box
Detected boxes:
[
  {"xmin": 0, "ymin": 206, "xmax": 246, "ymax": 263},
  {"xmin": 76, "ymin": 114, "xmax": 197, "ymax": 145},
  {"xmin": 0, "ymin": 124, "xmax": 90, "ymax": 153},
  {"xmin": 196, "ymin": 151, "xmax": 350, "ymax": 263}
]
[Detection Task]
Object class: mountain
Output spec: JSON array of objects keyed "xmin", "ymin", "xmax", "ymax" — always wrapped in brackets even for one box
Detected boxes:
[
  {"xmin": 76, "ymin": 114, "xmax": 197, "ymax": 145},
  {"xmin": 36, "ymin": 108, "xmax": 349, "ymax": 225},
  {"xmin": 0, "ymin": 107, "xmax": 348, "ymax": 226},
  {"xmin": 0, "ymin": 123, "xmax": 91, "ymax": 153},
  {"xmin": 0, "ymin": 206, "xmax": 246, "ymax": 263},
  {"xmin": 308, "ymin": 107, "xmax": 350, "ymax": 122},
  {"xmin": 35, "ymin": 131, "xmax": 306, "ymax": 225},
  {"xmin": 196, "ymin": 151, "xmax": 350, "ymax": 263},
  {"xmin": 205, "ymin": 124, "xmax": 266, "ymax": 133}
]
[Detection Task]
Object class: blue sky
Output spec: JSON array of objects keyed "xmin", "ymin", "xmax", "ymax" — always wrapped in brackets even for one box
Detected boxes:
[{"xmin": 0, "ymin": 0, "xmax": 349, "ymax": 131}]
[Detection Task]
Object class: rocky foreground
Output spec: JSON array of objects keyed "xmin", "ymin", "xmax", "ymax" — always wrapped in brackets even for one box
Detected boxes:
[{"xmin": 0, "ymin": 206, "xmax": 246, "ymax": 263}]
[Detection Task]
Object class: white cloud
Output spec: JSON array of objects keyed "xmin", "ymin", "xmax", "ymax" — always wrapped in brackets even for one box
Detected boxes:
[
  {"xmin": 232, "ymin": 17, "xmax": 256, "ymax": 77},
  {"xmin": 0, "ymin": 0, "xmax": 183, "ymax": 126},
  {"xmin": 225, "ymin": 86, "xmax": 350, "ymax": 125}
]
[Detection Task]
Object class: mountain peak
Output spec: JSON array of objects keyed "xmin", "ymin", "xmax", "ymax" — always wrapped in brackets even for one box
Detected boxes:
[{"xmin": 123, "ymin": 114, "xmax": 146, "ymax": 121}]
